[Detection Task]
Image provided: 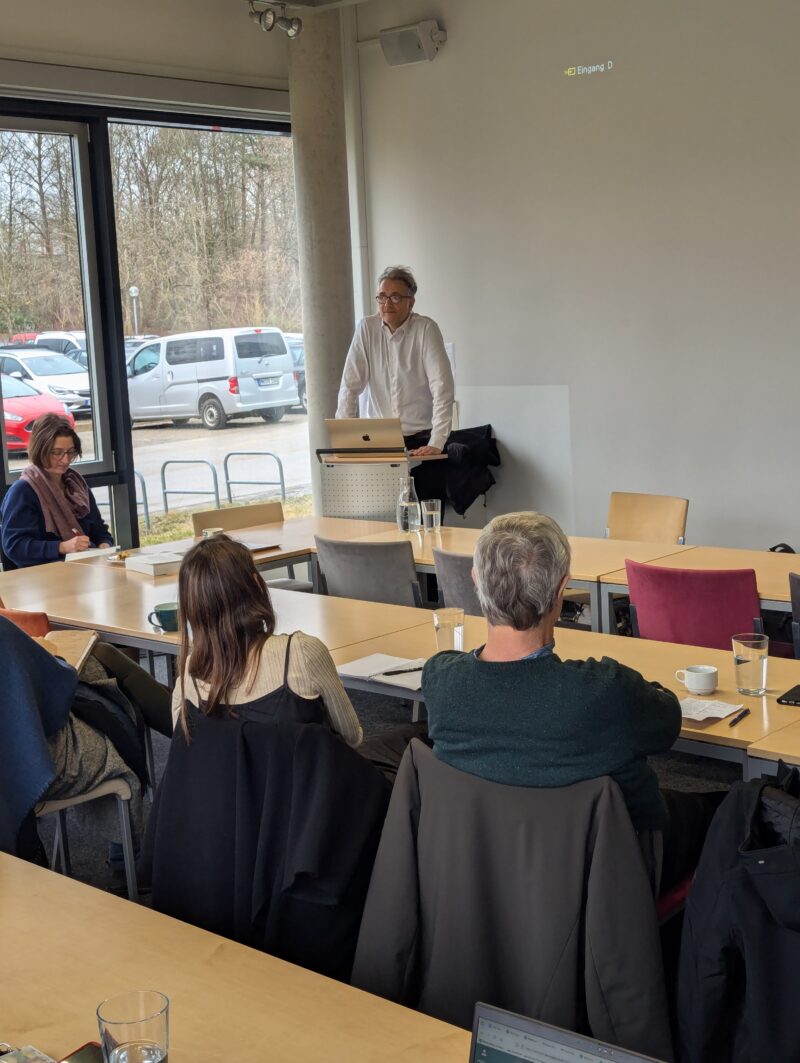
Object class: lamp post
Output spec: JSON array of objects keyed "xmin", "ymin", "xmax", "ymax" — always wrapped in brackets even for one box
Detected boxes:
[{"xmin": 128, "ymin": 286, "xmax": 140, "ymax": 335}]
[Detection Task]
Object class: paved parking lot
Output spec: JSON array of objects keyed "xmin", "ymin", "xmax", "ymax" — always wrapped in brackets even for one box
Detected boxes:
[{"xmin": 9, "ymin": 412, "xmax": 312, "ymax": 515}]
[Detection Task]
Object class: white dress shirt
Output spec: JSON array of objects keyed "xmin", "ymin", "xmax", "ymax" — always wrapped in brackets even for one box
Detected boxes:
[{"xmin": 336, "ymin": 312, "xmax": 454, "ymax": 451}]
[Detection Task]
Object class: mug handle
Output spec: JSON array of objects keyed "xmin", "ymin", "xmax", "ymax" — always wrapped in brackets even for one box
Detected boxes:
[
  {"xmin": 675, "ymin": 670, "xmax": 686, "ymax": 683},
  {"xmin": 148, "ymin": 611, "xmax": 161, "ymax": 627}
]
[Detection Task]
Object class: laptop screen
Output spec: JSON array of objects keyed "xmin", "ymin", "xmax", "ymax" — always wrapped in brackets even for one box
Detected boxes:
[{"xmin": 471, "ymin": 1005, "xmax": 665, "ymax": 1063}]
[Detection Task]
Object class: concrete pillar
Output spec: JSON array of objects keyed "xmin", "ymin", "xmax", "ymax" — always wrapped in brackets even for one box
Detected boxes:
[{"xmin": 288, "ymin": 10, "xmax": 354, "ymax": 511}]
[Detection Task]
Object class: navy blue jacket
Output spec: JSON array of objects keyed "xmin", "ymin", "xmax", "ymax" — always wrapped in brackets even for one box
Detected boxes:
[{"xmin": 0, "ymin": 478, "xmax": 113, "ymax": 569}]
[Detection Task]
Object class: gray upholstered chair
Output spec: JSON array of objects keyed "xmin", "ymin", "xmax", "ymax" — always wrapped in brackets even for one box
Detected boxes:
[
  {"xmin": 432, "ymin": 547, "xmax": 482, "ymax": 616},
  {"xmin": 314, "ymin": 536, "xmax": 422, "ymax": 607}
]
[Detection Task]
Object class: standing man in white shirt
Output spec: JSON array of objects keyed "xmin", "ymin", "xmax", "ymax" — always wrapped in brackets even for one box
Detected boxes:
[{"xmin": 336, "ymin": 266, "xmax": 454, "ymax": 456}]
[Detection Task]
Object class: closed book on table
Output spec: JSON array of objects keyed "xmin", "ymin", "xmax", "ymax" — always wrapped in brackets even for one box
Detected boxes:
[{"xmin": 124, "ymin": 552, "xmax": 184, "ymax": 577}]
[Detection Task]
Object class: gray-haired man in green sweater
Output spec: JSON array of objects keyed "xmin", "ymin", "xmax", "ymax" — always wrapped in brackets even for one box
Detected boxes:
[{"xmin": 422, "ymin": 511, "xmax": 723, "ymax": 890}]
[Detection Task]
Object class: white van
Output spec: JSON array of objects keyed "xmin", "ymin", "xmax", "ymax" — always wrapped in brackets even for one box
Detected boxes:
[{"xmin": 126, "ymin": 327, "xmax": 298, "ymax": 429}]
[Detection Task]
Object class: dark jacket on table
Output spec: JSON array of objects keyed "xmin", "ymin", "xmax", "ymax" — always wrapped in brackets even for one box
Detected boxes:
[
  {"xmin": 678, "ymin": 766, "xmax": 800, "ymax": 1063},
  {"xmin": 0, "ymin": 478, "xmax": 113, "ymax": 569},
  {"xmin": 411, "ymin": 423, "xmax": 501, "ymax": 517},
  {"xmin": 352, "ymin": 740, "xmax": 673, "ymax": 1062},
  {"xmin": 139, "ymin": 709, "xmax": 390, "ymax": 982}
]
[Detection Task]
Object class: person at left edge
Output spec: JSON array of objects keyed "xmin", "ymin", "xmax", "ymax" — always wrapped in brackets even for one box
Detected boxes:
[
  {"xmin": 1, "ymin": 412, "xmax": 113, "ymax": 569},
  {"xmin": 336, "ymin": 265, "xmax": 454, "ymax": 456}
]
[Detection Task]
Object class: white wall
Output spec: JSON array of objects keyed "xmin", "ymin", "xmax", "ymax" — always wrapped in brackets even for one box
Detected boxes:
[
  {"xmin": 0, "ymin": 0, "xmax": 288, "ymax": 109},
  {"xmin": 354, "ymin": 0, "xmax": 800, "ymax": 547}
]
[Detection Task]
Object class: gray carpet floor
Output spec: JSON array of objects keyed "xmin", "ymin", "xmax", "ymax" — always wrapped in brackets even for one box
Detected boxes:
[{"xmin": 36, "ymin": 686, "xmax": 741, "ymax": 897}]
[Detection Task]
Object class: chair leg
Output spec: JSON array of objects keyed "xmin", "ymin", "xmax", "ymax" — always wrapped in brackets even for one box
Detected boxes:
[
  {"xmin": 144, "ymin": 727, "xmax": 156, "ymax": 794},
  {"xmin": 287, "ymin": 562, "xmax": 296, "ymax": 579},
  {"xmin": 411, "ymin": 700, "xmax": 427, "ymax": 723},
  {"xmin": 52, "ymin": 809, "xmax": 72, "ymax": 876},
  {"xmin": 116, "ymin": 796, "xmax": 139, "ymax": 901}
]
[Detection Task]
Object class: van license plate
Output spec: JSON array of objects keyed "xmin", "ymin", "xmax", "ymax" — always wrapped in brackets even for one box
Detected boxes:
[{"xmin": 256, "ymin": 376, "xmax": 280, "ymax": 389}]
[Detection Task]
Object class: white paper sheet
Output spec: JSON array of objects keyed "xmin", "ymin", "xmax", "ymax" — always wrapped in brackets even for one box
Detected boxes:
[
  {"xmin": 680, "ymin": 697, "xmax": 743, "ymax": 721},
  {"xmin": 337, "ymin": 653, "xmax": 426, "ymax": 691}
]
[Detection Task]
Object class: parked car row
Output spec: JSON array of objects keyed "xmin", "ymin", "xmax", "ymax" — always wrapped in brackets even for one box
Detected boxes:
[{"xmin": 1, "ymin": 326, "xmax": 306, "ymax": 445}]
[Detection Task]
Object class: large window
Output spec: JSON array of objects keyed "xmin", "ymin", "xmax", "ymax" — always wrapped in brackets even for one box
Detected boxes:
[
  {"xmin": 0, "ymin": 118, "xmax": 111, "ymax": 478},
  {"xmin": 0, "ymin": 104, "xmax": 311, "ymax": 551}
]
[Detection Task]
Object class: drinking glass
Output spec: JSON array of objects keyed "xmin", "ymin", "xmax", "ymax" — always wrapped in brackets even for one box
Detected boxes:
[
  {"xmin": 732, "ymin": 633, "xmax": 769, "ymax": 696},
  {"xmin": 421, "ymin": 499, "xmax": 442, "ymax": 532},
  {"xmin": 97, "ymin": 990, "xmax": 169, "ymax": 1063},
  {"xmin": 433, "ymin": 607, "xmax": 464, "ymax": 652}
]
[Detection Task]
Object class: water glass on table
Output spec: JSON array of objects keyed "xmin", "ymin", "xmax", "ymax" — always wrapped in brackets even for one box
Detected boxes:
[
  {"xmin": 97, "ymin": 990, "xmax": 169, "ymax": 1063},
  {"xmin": 732, "ymin": 633, "xmax": 769, "ymax": 696},
  {"xmin": 433, "ymin": 607, "xmax": 464, "ymax": 652},
  {"xmin": 421, "ymin": 498, "xmax": 442, "ymax": 532}
]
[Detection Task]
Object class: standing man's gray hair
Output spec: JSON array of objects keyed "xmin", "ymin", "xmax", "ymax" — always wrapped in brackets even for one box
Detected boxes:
[
  {"xmin": 378, "ymin": 265, "xmax": 418, "ymax": 295},
  {"xmin": 474, "ymin": 512, "xmax": 571, "ymax": 630}
]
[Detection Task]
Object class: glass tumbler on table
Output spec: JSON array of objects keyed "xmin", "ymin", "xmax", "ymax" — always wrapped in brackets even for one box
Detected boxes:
[
  {"xmin": 97, "ymin": 990, "xmax": 169, "ymax": 1063},
  {"xmin": 421, "ymin": 498, "xmax": 442, "ymax": 532},
  {"xmin": 433, "ymin": 607, "xmax": 465, "ymax": 652},
  {"xmin": 732, "ymin": 633, "xmax": 769, "ymax": 696}
]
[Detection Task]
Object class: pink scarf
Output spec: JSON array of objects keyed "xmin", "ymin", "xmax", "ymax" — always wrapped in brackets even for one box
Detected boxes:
[{"xmin": 20, "ymin": 465, "xmax": 91, "ymax": 542}]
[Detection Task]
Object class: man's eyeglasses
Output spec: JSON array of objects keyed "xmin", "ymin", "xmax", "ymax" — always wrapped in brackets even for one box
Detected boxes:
[
  {"xmin": 50, "ymin": 448, "xmax": 79, "ymax": 460},
  {"xmin": 376, "ymin": 292, "xmax": 412, "ymax": 305}
]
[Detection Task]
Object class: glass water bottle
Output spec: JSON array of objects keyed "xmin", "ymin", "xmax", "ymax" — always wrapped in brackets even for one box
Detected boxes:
[{"xmin": 396, "ymin": 476, "xmax": 421, "ymax": 533}]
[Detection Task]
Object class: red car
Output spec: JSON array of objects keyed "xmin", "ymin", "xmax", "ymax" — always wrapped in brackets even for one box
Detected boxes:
[{"xmin": 2, "ymin": 372, "xmax": 75, "ymax": 451}]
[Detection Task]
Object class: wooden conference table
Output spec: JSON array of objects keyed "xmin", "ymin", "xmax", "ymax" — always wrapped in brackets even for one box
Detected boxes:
[
  {"xmin": 332, "ymin": 619, "xmax": 800, "ymax": 773},
  {"xmin": 0, "ymin": 854, "xmax": 469, "ymax": 1063}
]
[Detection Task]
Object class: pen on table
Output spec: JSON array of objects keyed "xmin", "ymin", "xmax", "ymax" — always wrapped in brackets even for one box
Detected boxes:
[
  {"xmin": 377, "ymin": 666, "xmax": 424, "ymax": 677},
  {"xmin": 728, "ymin": 707, "xmax": 751, "ymax": 728}
]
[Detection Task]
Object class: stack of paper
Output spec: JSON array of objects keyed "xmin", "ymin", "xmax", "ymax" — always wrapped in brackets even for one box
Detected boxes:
[
  {"xmin": 337, "ymin": 654, "xmax": 427, "ymax": 691},
  {"xmin": 680, "ymin": 698, "xmax": 743, "ymax": 722}
]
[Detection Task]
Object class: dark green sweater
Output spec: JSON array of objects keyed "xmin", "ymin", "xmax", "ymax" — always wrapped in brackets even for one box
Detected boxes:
[{"xmin": 421, "ymin": 651, "xmax": 682, "ymax": 831}]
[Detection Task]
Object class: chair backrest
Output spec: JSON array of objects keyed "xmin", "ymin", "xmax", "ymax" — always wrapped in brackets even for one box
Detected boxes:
[
  {"xmin": 141, "ymin": 713, "xmax": 389, "ymax": 981},
  {"xmin": 314, "ymin": 536, "xmax": 421, "ymax": 607},
  {"xmin": 626, "ymin": 559, "xmax": 761, "ymax": 650},
  {"xmin": 0, "ymin": 607, "xmax": 51, "ymax": 637},
  {"xmin": 352, "ymin": 740, "xmax": 671, "ymax": 1059},
  {"xmin": 191, "ymin": 500, "xmax": 284, "ymax": 537},
  {"xmin": 432, "ymin": 547, "xmax": 482, "ymax": 616},
  {"xmin": 607, "ymin": 492, "xmax": 688, "ymax": 543}
]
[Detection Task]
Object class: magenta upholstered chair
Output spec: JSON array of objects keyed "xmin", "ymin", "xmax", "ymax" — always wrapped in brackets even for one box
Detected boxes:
[{"xmin": 625, "ymin": 560, "xmax": 764, "ymax": 652}]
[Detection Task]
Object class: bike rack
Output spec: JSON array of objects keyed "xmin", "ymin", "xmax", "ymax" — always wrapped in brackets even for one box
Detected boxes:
[
  {"xmin": 223, "ymin": 451, "xmax": 286, "ymax": 504},
  {"xmin": 161, "ymin": 459, "xmax": 220, "ymax": 513}
]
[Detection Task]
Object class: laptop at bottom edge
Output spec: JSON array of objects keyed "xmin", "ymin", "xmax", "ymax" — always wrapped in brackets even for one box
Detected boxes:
[{"xmin": 470, "ymin": 1003, "xmax": 667, "ymax": 1063}]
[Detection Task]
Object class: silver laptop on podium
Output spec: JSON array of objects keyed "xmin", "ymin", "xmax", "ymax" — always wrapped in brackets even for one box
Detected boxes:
[
  {"xmin": 471, "ymin": 1003, "xmax": 666, "ymax": 1063},
  {"xmin": 325, "ymin": 417, "xmax": 406, "ymax": 453}
]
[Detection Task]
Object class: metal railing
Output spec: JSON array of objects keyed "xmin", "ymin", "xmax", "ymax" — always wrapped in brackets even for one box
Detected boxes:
[
  {"xmin": 223, "ymin": 451, "xmax": 286, "ymax": 504},
  {"xmin": 160, "ymin": 459, "xmax": 220, "ymax": 513},
  {"xmin": 96, "ymin": 470, "xmax": 151, "ymax": 531}
]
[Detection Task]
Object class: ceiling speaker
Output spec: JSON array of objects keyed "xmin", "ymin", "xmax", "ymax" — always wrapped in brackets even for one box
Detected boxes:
[{"xmin": 379, "ymin": 20, "xmax": 447, "ymax": 66}]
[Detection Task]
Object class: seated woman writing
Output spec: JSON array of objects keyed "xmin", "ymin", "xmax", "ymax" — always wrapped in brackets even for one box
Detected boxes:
[
  {"xmin": 1, "ymin": 413, "xmax": 113, "ymax": 568},
  {"xmin": 172, "ymin": 535, "xmax": 363, "ymax": 745}
]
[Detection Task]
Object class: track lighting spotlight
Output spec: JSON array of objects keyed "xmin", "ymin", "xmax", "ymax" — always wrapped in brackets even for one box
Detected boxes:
[{"xmin": 247, "ymin": 3, "xmax": 302, "ymax": 39}]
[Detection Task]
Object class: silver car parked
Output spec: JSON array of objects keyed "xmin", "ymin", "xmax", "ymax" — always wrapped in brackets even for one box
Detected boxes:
[{"xmin": 126, "ymin": 327, "xmax": 298, "ymax": 429}]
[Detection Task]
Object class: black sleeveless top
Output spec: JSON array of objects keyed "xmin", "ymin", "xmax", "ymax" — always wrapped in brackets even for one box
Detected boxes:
[{"xmin": 186, "ymin": 633, "xmax": 328, "ymax": 729}]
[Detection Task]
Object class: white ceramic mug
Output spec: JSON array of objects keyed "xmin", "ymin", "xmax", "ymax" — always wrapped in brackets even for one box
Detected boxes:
[
  {"xmin": 202, "ymin": 527, "xmax": 224, "ymax": 538},
  {"xmin": 675, "ymin": 665, "xmax": 718, "ymax": 695}
]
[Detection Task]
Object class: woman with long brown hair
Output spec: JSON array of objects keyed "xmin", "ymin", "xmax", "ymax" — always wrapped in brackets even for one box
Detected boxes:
[{"xmin": 172, "ymin": 534, "xmax": 362, "ymax": 745}]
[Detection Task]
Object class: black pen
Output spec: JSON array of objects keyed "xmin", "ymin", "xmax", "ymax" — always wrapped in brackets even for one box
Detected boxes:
[
  {"xmin": 379, "ymin": 666, "xmax": 424, "ymax": 676},
  {"xmin": 728, "ymin": 707, "xmax": 750, "ymax": 728}
]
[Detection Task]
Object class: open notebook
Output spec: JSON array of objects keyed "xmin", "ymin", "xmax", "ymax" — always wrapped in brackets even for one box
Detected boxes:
[
  {"xmin": 337, "ymin": 654, "xmax": 426, "ymax": 692},
  {"xmin": 34, "ymin": 629, "xmax": 98, "ymax": 672}
]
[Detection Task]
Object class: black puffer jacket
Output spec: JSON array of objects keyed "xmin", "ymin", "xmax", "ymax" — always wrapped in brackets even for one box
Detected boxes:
[{"xmin": 679, "ymin": 764, "xmax": 800, "ymax": 1063}]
